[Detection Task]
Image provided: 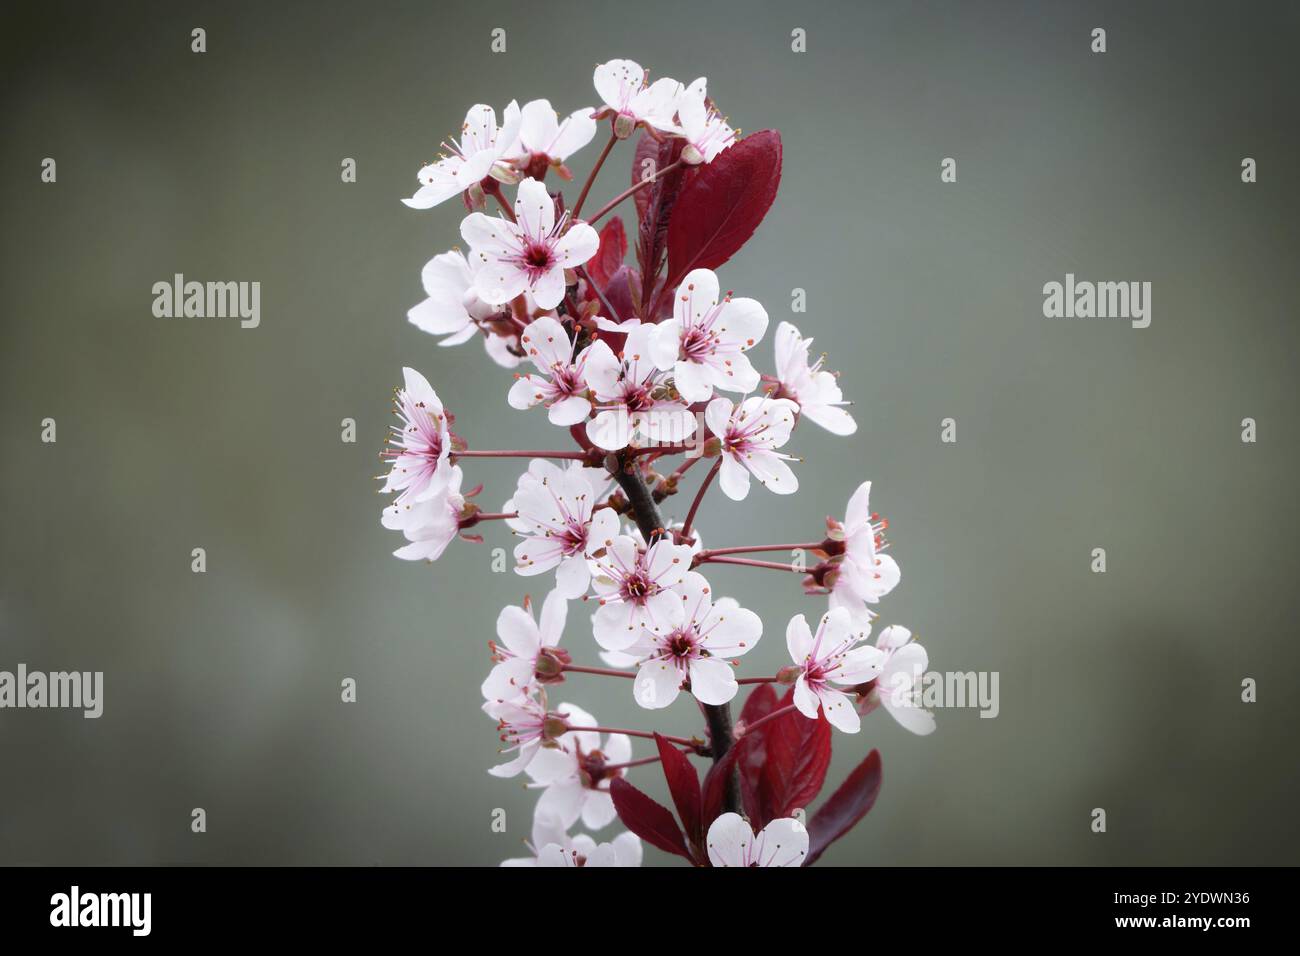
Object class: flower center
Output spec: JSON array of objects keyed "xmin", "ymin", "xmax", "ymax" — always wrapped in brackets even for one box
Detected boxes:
[
  {"xmin": 680, "ymin": 326, "xmax": 718, "ymax": 362},
  {"xmin": 622, "ymin": 571, "xmax": 654, "ymax": 601},
  {"xmin": 523, "ymin": 242, "xmax": 554, "ymax": 271},
  {"xmin": 667, "ymin": 630, "xmax": 697, "ymax": 660}
]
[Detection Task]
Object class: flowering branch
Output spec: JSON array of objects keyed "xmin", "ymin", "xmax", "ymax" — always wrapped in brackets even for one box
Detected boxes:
[{"xmin": 381, "ymin": 59, "xmax": 933, "ymax": 867}]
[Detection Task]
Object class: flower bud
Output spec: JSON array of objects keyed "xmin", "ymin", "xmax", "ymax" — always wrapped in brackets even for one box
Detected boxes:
[{"xmin": 466, "ymin": 182, "xmax": 487, "ymax": 211}]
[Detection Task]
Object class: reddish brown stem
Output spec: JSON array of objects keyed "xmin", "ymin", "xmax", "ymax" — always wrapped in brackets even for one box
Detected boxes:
[
  {"xmin": 680, "ymin": 458, "xmax": 721, "ymax": 542},
  {"xmin": 570, "ymin": 129, "xmax": 618, "ymax": 220}
]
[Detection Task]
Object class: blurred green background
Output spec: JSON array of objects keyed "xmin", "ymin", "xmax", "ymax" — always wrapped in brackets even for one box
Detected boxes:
[{"xmin": 2, "ymin": 0, "xmax": 1298, "ymax": 866}]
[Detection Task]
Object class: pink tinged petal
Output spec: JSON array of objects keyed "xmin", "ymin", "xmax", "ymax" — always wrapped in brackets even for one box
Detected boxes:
[
  {"xmin": 553, "ymin": 222, "xmax": 600, "ymax": 268},
  {"xmin": 527, "ymin": 750, "xmax": 578, "ymax": 787},
  {"xmin": 820, "ymin": 686, "xmax": 861, "ymax": 733},
  {"xmin": 554, "ymin": 554, "xmax": 592, "ymax": 598},
  {"xmin": 473, "ymin": 257, "xmax": 530, "ymax": 306},
  {"xmin": 883, "ymin": 694, "xmax": 938, "ymax": 736},
  {"xmin": 649, "ymin": 319, "xmax": 682, "ymax": 370},
  {"xmin": 538, "ymin": 589, "xmax": 568, "ymax": 646},
  {"xmin": 831, "ymin": 645, "xmax": 886, "ymax": 685},
  {"xmin": 673, "ymin": 570, "xmax": 712, "ymax": 610},
  {"xmin": 744, "ymin": 449, "xmax": 798, "ymax": 496},
  {"xmin": 459, "ymin": 212, "xmax": 517, "ymax": 256},
  {"xmin": 792, "ymin": 673, "xmax": 822, "ymax": 721},
  {"xmin": 715, "ymin": 296, "xmax": 768, "ymax": 348},
  {"xmin": 688, "ymin": 656, "xmax": 737, "ymax": 705},
  {"xmin": 581, "ymin": 789, "xmax": 618, "ymax": 831},
  {"xmin": 529, "ymin": 265, "xmax": 568, "ymax": 310},
  {"xmin": 547, "ymin": 395, "xmax": 592, "ymax": 428},
  {"xmin": 484, "ymin": 333, "xmax": 523, "ymax": 368},
  {"xmin": 508, "ymin": 374, "xmax": 546, "ymax": 410},
  {"xmin": 717, "ymin": 453, "xmax": 752, "ymax": 501},
  {"xmin": 535, "ymin": 844, "xmax": 572, "ymax": 867},
  {"xmin": 403, "ymin": 159, "xmax": 467, "ymax": 208},
  {"xmin": 592, "ymin": 602, "xmax": 640, "ymax": 651},
  {"xmin": 803, "ymin": 402, "xmax": 858, "ymax": 436},
  {"xmin": 514, "ymin": 177, "xmax": 556, "ymax": 233},
  {"xmin": 774, "ymin": 321, "xmax": 805, "ymax": 383},
  {"xmin": 594, "ymin": 59, "xmax": 643, "ymax": 112},
  {"xmin": 496, "ymin": 604, "xmax": 542, "ymax": 657},
  {"xmin": 612, "ymin": 831, "xmax": 643, "ymax": 867},
  {"xmin": 676, "ymin": 268, "xmax": 721, "ymax": 317},
  {"xmin": 436, "ymin": 324, "xmax": 477, "ymax": 347},
  {"xmin": 641, "ymin": 589, "xmax": 681, "ymax": 635},
  {"xmin": 672, "ymin": 359, "xmax": 714, "ymax": 403},
  {"xmin": 518, "ymin": 99, "xmax": 559, "ymax": 152},
  {"xmin": 844, "ymin": 481, "xmax": 873, "ymax": 533},
  {"xmin": 786, "ymin": 613, "xmax": 814, "ymax": 663},
  {"xmin": 754, "ymin": 818, "xmax": 809, "ymax": 867},
  {"xmin": 702, "ymin": 604, "xmax": 762, "ymax": 657},
  {"xmin": 549, "ymin": 108, "xmax": 598, "ymax": 160},
  {"xmin": 520, "ymin": 315, "xmax": 572, "ymax": 371},
  {"xmin": 704, "ymin": 396, "xmax": 733, "ymax": 438},
  {"xmin": 581, "ymin": 339, "xmax": 622, "ymax": 398},
  {"xmin": 706, "ymin": 813, "xmax": 754, "ymax": 867},
  {"xmin": 876, "ymin": 625, "xmax": 913, "ymax": 652},
  {"xmin": 818, "ymin": 607, "xmax": 856, "ymax": 646},
  {"xmin": 488, "ymin": 738, "xmax": 539, "ymax": 778},
  {"xmin": 634, "ymin": 659, "xmax": 682, "ymax": 710},
  {"xmin": 585, "ymin": 509, "xmax": 620, "ymax": 554},
  {"xmin": 587, "ymin": 408, "xmax": 633, "ymax": 451},
  {"xmin": 604, "ymin": 732, "xmax": 632, "ymax": 765},
  {"xmin": 583, "ymin": 844, "xmax": 620, "ymax": 867},
  {"xmin": 514, "ymin": 538, "xmax": 565, "ymax": 576},
  {"xmin": 716, "ymin": 351, "xmax": 760, "ymax": 394},
  {"xmin": 391, "ymin": 532, "xmax": 454, "ymax": 562},
  {"xmin": 646, "ymin": 541, "xmax": 692, "ymax": 586},
  {"xmin": 874, "ymin": 553, "xmax": 902, "ymax": 598},
  {"xmin": 480, "ymin": 658, "xmax": 535, "ymax": 703},
  {"xmin": 536, "ymin": 779, "xmax": 586, "ymax": 829}
]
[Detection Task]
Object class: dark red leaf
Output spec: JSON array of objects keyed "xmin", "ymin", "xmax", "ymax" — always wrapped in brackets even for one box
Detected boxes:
[
  {"xmin": 609, "ymin": 777, "xmax": 691, "ymax": 860},
  {"xmin": 654, "ymin": 733, "xmax": 702, "ymax": 849},
  {"xmin": 664, "ymin": 129, "xmax": 782, "ymax": 289},
  {"xmin": 586, "ymin": 216, "xmax": 627, "ymax": 291},
  {"xmin": 739, "ymin": 682, "xmax": 779, "ymax": 725},
  {"xmin": 759, "ymin": 692, "xmax": 832, "ymax": 821},
  {"xmin": 631, "ymin": 133, "xmax": 662, "ymax": 222},
  {"xmin": 736, "ymin": 684, "xmax": 779, "ymax": 823},
  {"xmin": 805, "ymin": 749, "xmax": 883, "ymax": 866},
  {"xmin": 594, "ymin": 264, "xmax": 640, "ymax": 324},
  {"xmin": 635, "ymin": 137, "xmax": 687, "ymax": 306}
]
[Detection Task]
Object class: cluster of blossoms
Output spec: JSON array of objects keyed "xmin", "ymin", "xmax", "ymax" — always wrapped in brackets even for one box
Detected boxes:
[{"xmin": 379, "ymin": 60, "xmax": 933, "ymax": 867}]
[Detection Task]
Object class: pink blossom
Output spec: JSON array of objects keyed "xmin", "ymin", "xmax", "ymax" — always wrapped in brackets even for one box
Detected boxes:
[{"xmin": 460, "ymin": 177, "xmax": 599, "ymax": 310}]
